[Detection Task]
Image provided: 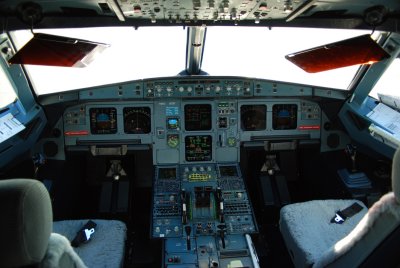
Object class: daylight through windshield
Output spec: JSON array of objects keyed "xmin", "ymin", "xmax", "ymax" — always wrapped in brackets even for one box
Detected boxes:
[{"xmin": 11, "ymin": 26, "xmax": 371, "ymax": 95}]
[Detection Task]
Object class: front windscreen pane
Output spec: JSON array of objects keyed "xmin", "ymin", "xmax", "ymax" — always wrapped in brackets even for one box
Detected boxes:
[
  {"xmin": 10, "ymin": 27, "xmax": 186, "ymax": 95},
  {"xmin": 202, "ymin": 27, "xmax": 370, "ymax": 90}
]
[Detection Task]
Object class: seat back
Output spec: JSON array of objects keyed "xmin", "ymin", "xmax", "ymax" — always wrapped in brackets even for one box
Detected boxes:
[
  {"xmin": 313, "ymin": 148, "xmax": 400, "ymax": 268},
  {"xmin": 0, "ymin": 179, "xmax": 52, "ymax": 267},
  {"xmin": 0, "ymin": 179, "xmax": 86, "ymax": 268}
]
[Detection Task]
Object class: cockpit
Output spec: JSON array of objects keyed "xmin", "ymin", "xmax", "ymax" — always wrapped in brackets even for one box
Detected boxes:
[{"xmin": 1, "ymin": 1, "xmax": 400, "ymax": 267}]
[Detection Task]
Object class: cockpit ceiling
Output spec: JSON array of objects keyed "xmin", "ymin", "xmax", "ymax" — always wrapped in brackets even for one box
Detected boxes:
[{"xmin": 1, "ymin": 0, "xmax": 400, "ymax": 31}]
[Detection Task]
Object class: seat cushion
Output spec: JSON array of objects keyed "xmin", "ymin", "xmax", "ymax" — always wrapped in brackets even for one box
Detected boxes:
[
  {"xmin": 279, "ymin": 199, "xmax": 367, "ymax": 268},
  {"xmin": 53, "ymin": 219, "xmax": 127, "ymax": 268}
]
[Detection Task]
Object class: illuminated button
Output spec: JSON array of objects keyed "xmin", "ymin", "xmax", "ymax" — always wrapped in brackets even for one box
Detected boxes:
[
  {"xmin": 205, "ymin": 86, "xmax": 211, "ymax": 91},
  {"xmin": 192, "ymin": 167, "xmax": 197, "ymax": 172},
  {"xmin": 187, "ymin": 87, "xmax": 193, "ymax": 92},
  {"xmin": 215, "ymin": 86, "xmax": 221, "ymax": 92},
  {"xmin": 189, "ymin": 173, "xmax": 211, "ymax": 181},
  {"xmin": 179, "ymin": 87, "xmax": 184, "ymax": 92},
  {"xmin": 199, "ymin": 166, "xmax": 204, "ymax": 172},
  {"xmin": 155, "ymin": 227, "xmax": 160, "ymax": 233},
  {"xmin": 166, "ymin": 87, "xmax": 172, "ymax": 92},
  {"xmin": 226, "ymin": 86, "xmax": 232, "ymax": 91}
]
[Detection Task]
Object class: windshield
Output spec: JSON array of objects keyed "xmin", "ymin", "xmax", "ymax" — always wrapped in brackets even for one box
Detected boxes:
[{"xmin": 10, "ymin": 26, "xmax": 371, "ymax": 95}]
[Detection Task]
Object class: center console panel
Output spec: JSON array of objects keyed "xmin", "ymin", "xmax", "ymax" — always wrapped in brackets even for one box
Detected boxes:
[{"xmin": 152, "ymin": 164, "xmax": 259, "ymax": 267}]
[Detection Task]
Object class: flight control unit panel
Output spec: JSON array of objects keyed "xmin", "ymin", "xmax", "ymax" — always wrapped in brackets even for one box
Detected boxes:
[{"xmin": 152, "ymin": 163, "xmax": 259, "ymax": 267}]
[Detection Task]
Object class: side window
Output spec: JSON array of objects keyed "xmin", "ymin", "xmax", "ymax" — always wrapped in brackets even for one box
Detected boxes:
[
  {"xmin": 0, "ymin": 64, "xmax": 17, "ymax": 109},
  {"xmin": 369, "ymin": 58, "xmax": 400, "ymax": 99}
]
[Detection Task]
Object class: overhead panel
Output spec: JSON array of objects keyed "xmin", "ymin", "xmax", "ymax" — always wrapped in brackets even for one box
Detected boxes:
[{"xmin": 115, "ymin": 0, "xmax": 307, "ymax": 23}]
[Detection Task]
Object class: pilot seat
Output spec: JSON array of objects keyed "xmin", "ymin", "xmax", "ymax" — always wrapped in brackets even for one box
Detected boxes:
[
  {"xmin": 0, "ymin": 178, "xmax": 126, "ymax": 268},
  {"xmin": 279, "ymin": 147, "xmax": 400, "ymax": 267}
]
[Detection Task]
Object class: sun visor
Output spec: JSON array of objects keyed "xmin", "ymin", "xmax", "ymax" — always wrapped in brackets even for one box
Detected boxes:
[
  {"xmin": 285, "ymin": 34, "xmax": 390, "ymax": 73},
  {"xmin": 9, "ymin": 33, "xmax": 109, "ymax": 67}
]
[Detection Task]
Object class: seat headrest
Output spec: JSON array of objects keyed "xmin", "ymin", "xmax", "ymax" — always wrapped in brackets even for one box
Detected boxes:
[
  {"xmin": 0, "ymin": 179, "xmax": 52, "ymax": 267},
  {"xmin": 393, "ymin": 148, "xmax": 400, "ymax": 203}
]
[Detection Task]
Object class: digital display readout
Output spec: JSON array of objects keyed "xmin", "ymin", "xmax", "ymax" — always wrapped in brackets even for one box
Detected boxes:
[
  {"xmin": 167, "ymin": 117, "xmax": 179, "ymax": 130},
  {"xmin": 89, "ymin": 107, "xmax": 117, "ymax": 134},
  {"xmin": 240, "ymin": 105, "xmax": 266, "ymax": 131},
  {"xmin": 123, "ymin": 107, "xmax": 151, "ymax": 134},
  {"xmin": 185, "ymin": 135, "xmax": 212, "ymax": 162},
  {"xmin": 272, "ymin": 104, "xmax": 298, "ymax": 130},
  {"xmin": 184, "ymin": 104, "xmax": 211, "ymax": 131}
]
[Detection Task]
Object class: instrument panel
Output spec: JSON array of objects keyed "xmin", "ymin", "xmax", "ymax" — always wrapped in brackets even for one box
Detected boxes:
[{"xmin": 62, "ymin": 77, "xmax": 324, "ymax": 164}]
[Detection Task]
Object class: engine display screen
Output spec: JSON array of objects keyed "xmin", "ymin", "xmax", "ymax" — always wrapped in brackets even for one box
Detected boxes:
[
  {"xmin": 185, "ymin": 135, "xmax": 212, "ymax": 162},
  {"xmin": 240, "ymin": 105, "xmax": 266, "ymax": 131},
  {"xmin": 184, "ymin": 104, "xmax": 212, "ymax": 131},
  {"xmin": 272, "ymin": 104, "xmax": 298, "ymax": 130},
  {"xmin": 89, "ymin": 107, "xmax": 117, "ymax": 134}
]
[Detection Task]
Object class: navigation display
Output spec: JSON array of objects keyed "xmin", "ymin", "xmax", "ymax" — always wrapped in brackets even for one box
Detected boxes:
[
  {"xmin": 89, "ymin": 107, "xmax": 117, "ymax": 134},
  {"xmin": 240, "ymin": 105, "xmax": 266, "ymax": 131},
  {"xmin": 272, "ymin": 104, "xmax": 297, "ymax": 130},
  {"xmin": 123, "ymin": 107, "xmax": 151, "ymax": 134},
  {"xmin": 184, "ymin": 104, "xmax": 211, "ymax": 131},
  {"xmin": 185, "ymin": 135, "xmax": 212, "ymax": 162}
]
